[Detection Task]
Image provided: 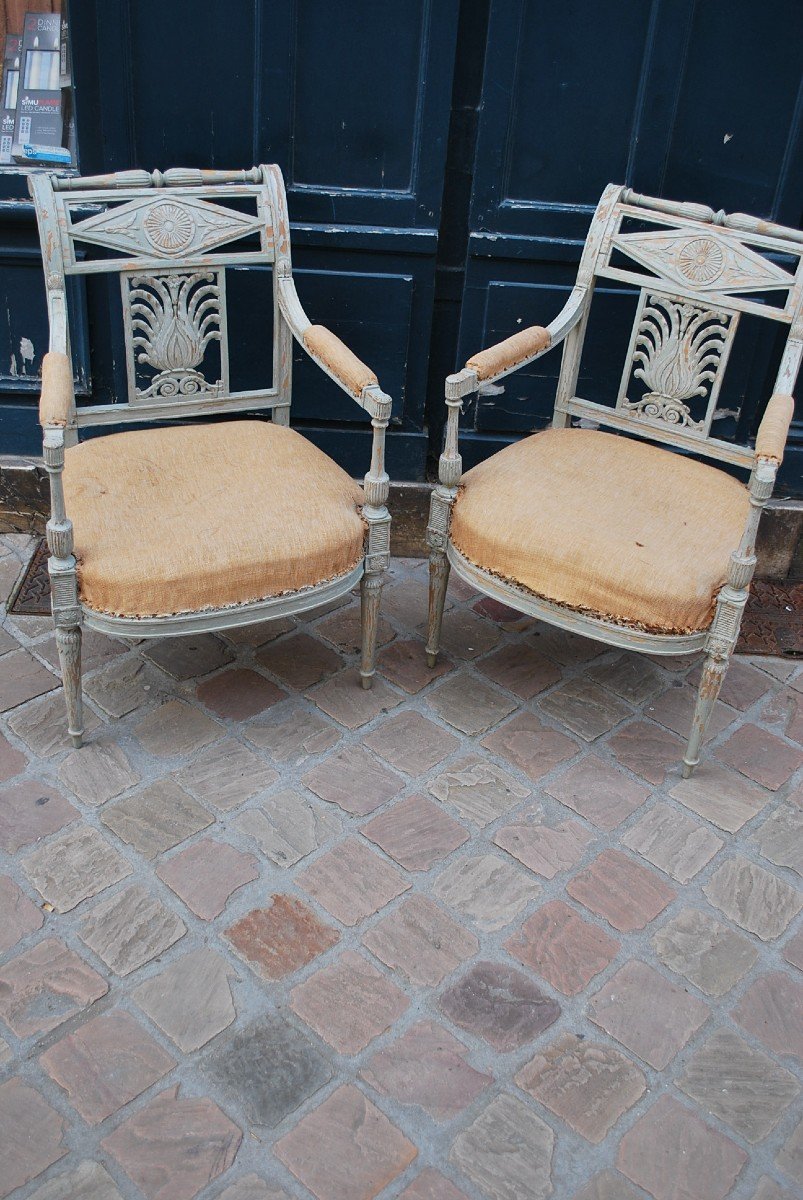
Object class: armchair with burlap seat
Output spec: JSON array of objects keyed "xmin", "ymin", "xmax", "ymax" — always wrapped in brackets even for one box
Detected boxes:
[
  {"xmin": 32, "ymin": 164, "xmax": 392, "ymax": 747},
  {"xmin": 426, "ymin": 184, "xmax": 802, "ymax": 776}
]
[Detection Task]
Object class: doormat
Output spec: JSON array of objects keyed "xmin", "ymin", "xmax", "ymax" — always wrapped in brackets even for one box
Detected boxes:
[{"xmin": 7, "ymin": 538, "xmax": 803, "ymax": 657}]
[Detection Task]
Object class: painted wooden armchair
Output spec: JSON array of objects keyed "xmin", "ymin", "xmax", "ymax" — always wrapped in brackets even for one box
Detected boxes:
[
  {"xmin": 31, "ymin": 165, "xmax": 392, "ymax": 747},
  {"xmin": 427, "ymin": 185, "xmax": 802, "ymax": 776}
]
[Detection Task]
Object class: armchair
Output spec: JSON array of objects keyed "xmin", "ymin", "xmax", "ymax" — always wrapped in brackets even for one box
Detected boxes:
[
  {"xmin": 31, "ymin": 164, "xmax": 392, "ymax": 747},
  {"xmin": 426, "ymin": 184, "xmax": 802, "ymax": 776}
]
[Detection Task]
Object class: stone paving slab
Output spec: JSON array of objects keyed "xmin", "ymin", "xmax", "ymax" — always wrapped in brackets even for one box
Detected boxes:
[{"xmin": 1, "ymin": 543, "xmax": 802, "ymax": 1200}]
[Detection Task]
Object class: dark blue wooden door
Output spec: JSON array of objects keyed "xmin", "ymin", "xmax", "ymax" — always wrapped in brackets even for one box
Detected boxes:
[
  {"xmin": 453, "ymin": 0, "xmax": 803, "ymax": 490},
  {"xmin": 2, "ymin": 0, "xmax": 460, "ymax": 477}
]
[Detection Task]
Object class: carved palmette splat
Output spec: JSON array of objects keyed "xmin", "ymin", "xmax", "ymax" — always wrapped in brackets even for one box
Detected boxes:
[
  {"xmin": 612, "ymin": 229, "xmax": 793, "ymax": 296},
  {"xmin": 69, "ymin": 195, "xmax": 264, "ymax": 260},
  {"xmin": 618, "ymin": 293, "xmax": 735, "ymax": 433},
  {"xmin": 124, "ymin": 270, "xmax": 227, "ymax": 402}
]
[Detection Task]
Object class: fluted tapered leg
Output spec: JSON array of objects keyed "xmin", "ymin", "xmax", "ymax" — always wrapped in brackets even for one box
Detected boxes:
[
  {"xmin": 56, "ymin": 624, "xmax": 83, "ymax": 748},
  {"xmin": 426, "ymin": 549, "xmax": 450, "ymax": 668},
  {"xmin": 360, "ymin": 572, "xmax": 385, "ymax": 689}
]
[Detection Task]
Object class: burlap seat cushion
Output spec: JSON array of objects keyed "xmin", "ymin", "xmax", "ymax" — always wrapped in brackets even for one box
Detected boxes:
[
  {"xmin": 450, "ymin": 428, "xmax": 750, "ymax": 634},
  {"xmin": 63, "ymin": 420, "xmax": 366, "ymax": 618}
]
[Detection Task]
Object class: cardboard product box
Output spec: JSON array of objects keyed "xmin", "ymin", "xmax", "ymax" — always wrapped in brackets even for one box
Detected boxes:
[
  {"xmin": 59, "ymin": 13, "xmax": 71, "ymax": 89},
  {"xmin": 1, "ymin": 35, "xmax": 22, "ymax": 165},
  {"xmin": 13, "ymin": 11, "xmax": 66, "ymax": 165}
]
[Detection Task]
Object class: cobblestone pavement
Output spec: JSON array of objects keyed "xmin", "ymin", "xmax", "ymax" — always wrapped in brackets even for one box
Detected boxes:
[{"xmin": 1, "ymin": 532, "xmax": 802, "ymax": 1200}]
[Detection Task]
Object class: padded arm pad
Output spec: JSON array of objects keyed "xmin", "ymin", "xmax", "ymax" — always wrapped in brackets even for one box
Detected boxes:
[
  {"xmin": 303, "ymin": 324, "xmax": 378, "ymax": 398},
  {"xmin": 38, "ymin": 351, "xmax": 74, "ymax": 428},
  {"xmin": 466, "ymin": 325, "xmax": 551, "ymax": 382},
  {"xmin": 755, "ymin": 392, "xmax": 795, "ymax": 463}
]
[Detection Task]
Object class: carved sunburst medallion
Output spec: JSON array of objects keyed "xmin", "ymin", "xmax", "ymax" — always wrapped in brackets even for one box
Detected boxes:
[
  {"xmin": 143, "ymin": 203, "xmax": 196, "ymax": 253},
  {"xmin": 676, "ymin": 237, "xmax": 725, "ymax": 284}
]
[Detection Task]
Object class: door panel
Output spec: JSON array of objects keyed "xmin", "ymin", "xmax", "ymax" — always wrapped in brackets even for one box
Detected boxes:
[{"xmin": 456, "ymin": 0, "xmax": 803, "ymax": 493}]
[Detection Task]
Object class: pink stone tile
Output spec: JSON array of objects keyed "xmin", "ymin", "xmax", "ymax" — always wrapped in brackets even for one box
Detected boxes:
[
  {"xmin": 364, "ymin": 895, "xmax": 478, "ymax": 987},
  {"xmin": 101, "ymin": 1085, "xmax": 242, "ymax": 1200},
  {"xmin": 360, "ymin": 1019, "xmax": 491, "ymax": 1120},
  {"xmin": 0, "ymin": 649, "xmax": 59, "ymax": 713},
  {"xmin": 297, "ymin": 839, "xmax": 410, "ymax": 926},
  {"xmin": 308, "ymin": 668, "xmax": 403, "ymax": 729},
  {"xmin": 607, "ymin": 720, "xmax": 685, "ymax": 785},
  {"xmin": 715, "ymin": 723, "xmax": 802, "ymax": 790},
  {"xmin": 291, "ymin": 950, "xmax": 409, "ymax": 1053},
  {"xmin": 157, "ymin": 838, "xmax": 259, "ymax": 920},
  {"xmin": 784, "ymin": 928, "xmax": 803, "ymax": 971},
  {"xmin": 274, "ymin": 1084, "xmax": 417, "ymax": 1200},
  {"xmin": 362, "ymin": 794, "xmax": 469, "ymax": 871},
  {"xmin": 0, "ymin": 873, "xmax": 43, "ymax": 953},
  {"xmin": 481, "ymin": 713, "xmax": 578, "ymax": 782},
  {"xmin": 477, "ymin": 642, "xmax": 561, "ymax": 699},
  {"xmin": 0, "ymin": 729, "xmax": 26, "ymax": 782},
  {"xmin": 397, "ymin": 1170, "xmax": 470, "ymax": 1200},
  {"xmin": 732, "ymin": 971, "xmax": 803, "ymax": 1061},
  {"xmin": 544, "ymin": 756, "xmax": 649, "ymax": 830},
  {"xmin": 39, "ymin": 1009, "xmax": 176, "ymax": 1125},
  {"xmin": 0, "ymin": 779, "xmax": 78, "ymax": 853},
  {"xmin": 516, "ymin": 1033, "xmax": 645, "ymax": 1144},
  {"xmin": 589, "ymin": 960, "xmax": 710, "ymax": 1069},
  {"xmin": 362, "ymin": 710, "xmax": 459, "ymax": 776},
  {"xmin": 494, "ymin": 817, "xmax": 593, "ymax": 879},
  {"xmin": 616, "ymin": 1096, "xmax": 747, "ymax": 1200},
  {"xmin": 645, "ymin": 684, "xmax": 737, "ymax": 743},
  {"xmin": 225, "ymin": 894, "xmax": 339, "ymax": 980},
  {"xmin": 379, "ymin": 638, "xmax": 453, "ymax": 692},
  {"xmin": 0, "ymin": 937, "xmax": 108, "ymax": 1037},
  {"xmin": 439, "ymin": 960, "xmax": 560, "ymax": 1051},
  {"xmin": 567, "ymin": 849, "xmax": 675, "ymax": 932},
  {"xmin": 196, "ymin": 668, "xmax": 286, "ymax": 720},
  {"xmin": 505, "ymin": 900, "xmax": 619, "ymax": 996},
  {"xmin": 689, "ymin": 658, "xmax": 773, "ymax": 711},
  {"xmin": 302, "ymin": 745, "xmax": 404, "ymax": 815},
  {"xmin": 0, "ymin": 1078, "xmax": 67, "ymax": 1198}
]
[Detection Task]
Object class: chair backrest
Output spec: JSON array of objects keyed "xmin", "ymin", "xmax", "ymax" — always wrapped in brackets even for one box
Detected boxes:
[
  {"xmin": 29, "ymin": 164, "xmax": 293, "ymax": 429},
  {"xmin": 555, "ymin": 183, "xmax": 803, "ymax": 468}
]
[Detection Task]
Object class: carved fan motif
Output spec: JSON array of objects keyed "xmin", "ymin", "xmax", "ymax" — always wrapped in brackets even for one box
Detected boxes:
[
  {"xmin": 622, "ymin": 295, "xmax": 732, "ymax": 429},
  {"xmin": 127, "ymin": 271, "xmax": 223, "ymax": 400}
]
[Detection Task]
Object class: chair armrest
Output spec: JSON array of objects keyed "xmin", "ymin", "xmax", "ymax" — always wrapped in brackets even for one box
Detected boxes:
[
  {"xmin": 754, "ymin": 392, "xmax": 795, "ymax": 464},
  {"xmin": 466, "ymin": 325, "xmax": 551, "ymax": 382},
  {"xmin": 303, "ymin": 324, "xmax": 378, "ymax": 398},
  {"xmin": 277, "ymin": 269, "xmax": 391, "ymax": 421},
  {"xmin": 39, "ymin": 351, "xmax": 74, "ymax": 428}
]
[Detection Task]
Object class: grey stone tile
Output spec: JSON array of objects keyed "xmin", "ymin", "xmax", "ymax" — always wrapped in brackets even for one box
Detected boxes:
[
  {"xmin": 450, "ymin": 1093, "xmax": 554, "ymax": 1200},
  {"xmin": 669, "ymin": 764, "xmax": 771, "ymax": 832},
  {"xmin": 678, "ymin": 1029, "xmax": 799, "ymax": 1143},
  {"xmin": 204, "ymin": 1014, "xmax": 332, "ymax": 1129},
  {"xmin": 0, "ymin": 649, "xmax": 59, "ymax": 713},
  {"xmin": 703, "ymin": 855, "xmax": 803, "ymax": 940},
  {"xmin": 621, "ymin": 801, "xmax": 724, "ymax": 883},
  {"xmin": 652, "ymin": 908, "xmax": 758, "ymax": 996},
  {"xmin": 101, "ymin": 778, "xmax": 213, "ymax": 859},
  {"xmin": 133, "ymin": 948, "xmax": 237, "ymax": 1052},
  {"xmin": 7, "ymin": 691, "xmax": 101, "ymax": 757},
  {"xmin": 83, "ymin": 655, "xmax": 167, "ymax": 718},
  {"xmin": 433, "ymin": 853, "xmax": 539, "ymax": 931},
  {"xmin": 751, "ymin": 802, "xmax": 803, "ymax": 875},
  {"xmin": 25, "ymin": 1161, "xmax": 123, "ymax": 1200},
  {"xmin": 141, "ymin": 633, "xmax": 233, "ymax": 680},
  {"xmin": 175, "ymin": 736, "xmax": 278, "ymax": 810},
  {"xmin": 426, "ymin": 674, "xmax": 516, "ymax": 736},
  {"xmin": 22, "ymin": 825, "xmax": 132, "ymax": 912},
  {"xmin": 233, "ymin": 788, "xmax": 340, "ymax": 867},
  {"xmin": 428, "ymin": 754, "xmax": 530, "ymax": 826},
  {"xmin": 57, "ymin": 741, "xmax": 141, "ymax": 806},
  {"xmin": 585, "ymin": 652, "xmax": 667, "ymax": 706},
  {"xmin": 79, "ymin": 883, "xmax": 186, "ymax": 976},
  {"xmin": 245, "ymin": 704, "xmax": 341, "ymax": 766},
  {"xmin": 132, "ymin": 699, "xmax": 223, "ymax": 757},
  {"xmin": 539, "ymin": 678, "xmax": 632, "ymax": 741}
]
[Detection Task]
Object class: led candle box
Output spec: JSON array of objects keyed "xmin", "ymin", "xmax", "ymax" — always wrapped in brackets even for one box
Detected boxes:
[
  {"xmin": 13, "ymin": 11, "xmax": 64, "ymax": 164},
  {"xmin": 1, "ymin": 35, "xmax": 22, "ymax": 165}
]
